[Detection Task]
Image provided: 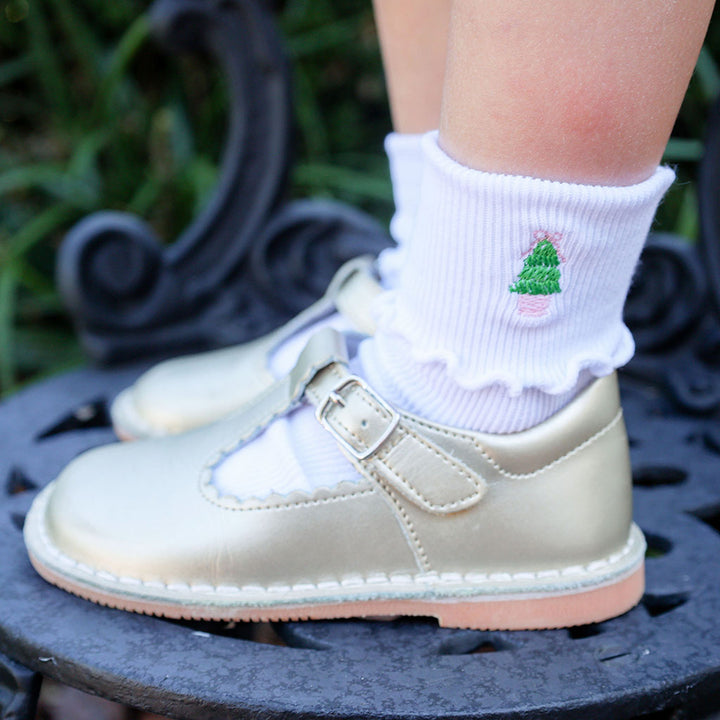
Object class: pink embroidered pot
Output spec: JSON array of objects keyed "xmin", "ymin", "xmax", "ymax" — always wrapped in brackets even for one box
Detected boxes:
[{"xmin": 517, "ymin": 293, "xmax": 551, "ymax": 317}]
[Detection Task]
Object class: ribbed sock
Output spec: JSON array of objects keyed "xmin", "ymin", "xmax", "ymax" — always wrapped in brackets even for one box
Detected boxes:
[
  {"xmin": 377, "ymin": 132, "xmax": 424, "ymax": 286},
  {"xmin": 361, "ymin": 133, "xmax": 675, "ymax": 433}
]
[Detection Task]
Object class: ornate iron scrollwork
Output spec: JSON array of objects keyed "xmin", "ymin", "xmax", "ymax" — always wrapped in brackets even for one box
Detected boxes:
[
  {"xmin": 0, "ymin": 652, "xmax": 40, "ymax": 720},
  {"xmin": 620, "ymin": 91, "xmax": 720, "ymax": 415},
  {"xmin": 622, "ymin": 232, "xmax": 720, "ymax": 413},
  {"xmin": 625, "ymin": 232, "xmax": 707, "ymax": 354},
  {"xmin": 58, "ymin": 0, "xmax": 392, "ymax": 363}
]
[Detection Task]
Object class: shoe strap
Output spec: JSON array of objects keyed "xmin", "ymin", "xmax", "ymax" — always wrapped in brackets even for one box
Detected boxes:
[
  {"xmin": 238, "ymin": 327, "xmax": 487, "ymax": 515},
  {"xmin": 301, "ymin": 343, "xmax": 488, "ymax": 515},
  {"xmin": 229, "ymin": 328, "xmax": 348, "ymax": 445},
  {"xmin": 331, "ymin": 257, "xmax": 383, "ymax": 336},
  {"xmin": 266, "ymin": 256, "xmax": 381, "ymax": 364}
]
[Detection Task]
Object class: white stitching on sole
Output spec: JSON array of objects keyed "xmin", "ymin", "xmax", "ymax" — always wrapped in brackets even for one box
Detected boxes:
[{"xmin": 28, "ymin": 485, "xmax": 643, "ymax": 598}]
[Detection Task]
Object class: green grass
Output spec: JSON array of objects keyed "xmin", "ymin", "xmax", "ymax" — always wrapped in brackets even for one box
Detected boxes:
[{"xmin": 0, "ymin": 0, "xmax": 718, "ymax": 395}]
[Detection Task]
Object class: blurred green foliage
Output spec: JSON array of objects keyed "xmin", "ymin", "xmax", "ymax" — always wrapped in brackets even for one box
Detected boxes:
[
  {"xmin": 0, "ymin": 0, "xmax": 390, "ymax": 395},
  {"xmin": 0, "ymin": 0, "xmax": 718, "ymax": 395}
]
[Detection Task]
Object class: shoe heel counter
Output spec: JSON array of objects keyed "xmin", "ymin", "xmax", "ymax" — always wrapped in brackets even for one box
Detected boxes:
[
  {"xmin": 398, "ymin": 409, "xmax": 634, "ymax": 574},
  {"xmin": 532, "ymin": 409, "xmax": 633, "ymax": 565}
]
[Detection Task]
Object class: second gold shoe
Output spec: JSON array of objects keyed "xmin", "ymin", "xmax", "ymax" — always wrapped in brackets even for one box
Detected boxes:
[
  {"xmin": 25, "ymin": 329, "xmax": 645, "ymax": 630},
  {"xmin": 110, "ymin": 256, "xmax": 382, "ymax": 440}
]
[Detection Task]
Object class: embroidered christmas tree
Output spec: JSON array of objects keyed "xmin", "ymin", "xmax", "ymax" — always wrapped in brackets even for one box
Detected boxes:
[{"xmin": 509, "ymin": 231, "xmax": 563, "ymax": 317}]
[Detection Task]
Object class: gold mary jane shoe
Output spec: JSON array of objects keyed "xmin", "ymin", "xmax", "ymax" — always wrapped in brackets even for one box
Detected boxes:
[
  {"xmin": 110, "ymin": 256, "xmax": 382, "ymax": 440},
  {"xmin": 25, "ymin": 329, "xmax": 645, "ymax": 630}
]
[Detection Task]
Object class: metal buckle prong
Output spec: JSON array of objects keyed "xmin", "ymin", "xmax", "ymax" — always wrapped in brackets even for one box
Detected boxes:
[
  {"xmin": 328, "ymin": 391, "xmax": 346, "ymax": 408},
  {"xmin": 317, "ymin": 376, "xmax": 400, "ymax": 461}
]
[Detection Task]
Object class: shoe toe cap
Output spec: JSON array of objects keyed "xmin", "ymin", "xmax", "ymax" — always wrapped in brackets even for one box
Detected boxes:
[{"xmin": 37, "ymin": 425, "xmax": 245, "ymax": 583}]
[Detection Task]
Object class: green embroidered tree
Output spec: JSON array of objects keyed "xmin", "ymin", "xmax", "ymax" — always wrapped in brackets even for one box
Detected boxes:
[{"xmin": 509, "ymin": 239, "xmax": 561, "ymax": 296}]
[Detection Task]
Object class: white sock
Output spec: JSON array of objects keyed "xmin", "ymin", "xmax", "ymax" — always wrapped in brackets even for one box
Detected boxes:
[
  {"xmin": 361, "ymin": 132, "xmax": 675, "ymax": 433},
  {"xmin": 269, "ymin": 132, "xmax": 424, "ymax": 378},
  {"xmin": 213, "ymin": 404, "xmax": 360, "ymax": 500},
  {"xmin": 377, "ymin": 132, "xmax": 424, "ymax": 287}
]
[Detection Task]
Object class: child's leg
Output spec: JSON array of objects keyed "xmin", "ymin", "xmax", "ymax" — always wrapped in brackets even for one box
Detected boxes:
[
  {"xmin": 363, "ymin": 0, "xmax": 714, "ymax": 434},
  {"xmin": 225, "ymin": 0, "xmax": 716, "ymax": 491},
  {"xmin": 441, "ymin": 0, "xmax": 714, "ymax": 183},
  {"xmin": 372, "ymin": 0, "xmax": 451, "ymax": 283},
  {"xmin": 372, "ymin": 0, "xmax": 451, "ymax": 133}
]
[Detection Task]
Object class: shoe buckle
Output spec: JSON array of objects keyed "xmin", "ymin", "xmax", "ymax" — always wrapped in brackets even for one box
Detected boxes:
[{"xmin": 316, "ymin": 376, "xmax": 400, "ymax": 461}]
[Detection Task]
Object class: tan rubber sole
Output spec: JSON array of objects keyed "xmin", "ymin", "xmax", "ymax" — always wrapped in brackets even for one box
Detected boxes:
[
  {"xmin": 114, "ymin": 426, "xmax": 136, "ymax": 442},
  {"xmin": 110, "ymin": 389, "xmax": 164, "ymax": 442},
  {"xmin": 109, "ymin": 390, "xmax": 144, "ymax": 441},
  {"xmin": 28, "ymin": 549, "xmax": 643, "ymax": 631}
]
